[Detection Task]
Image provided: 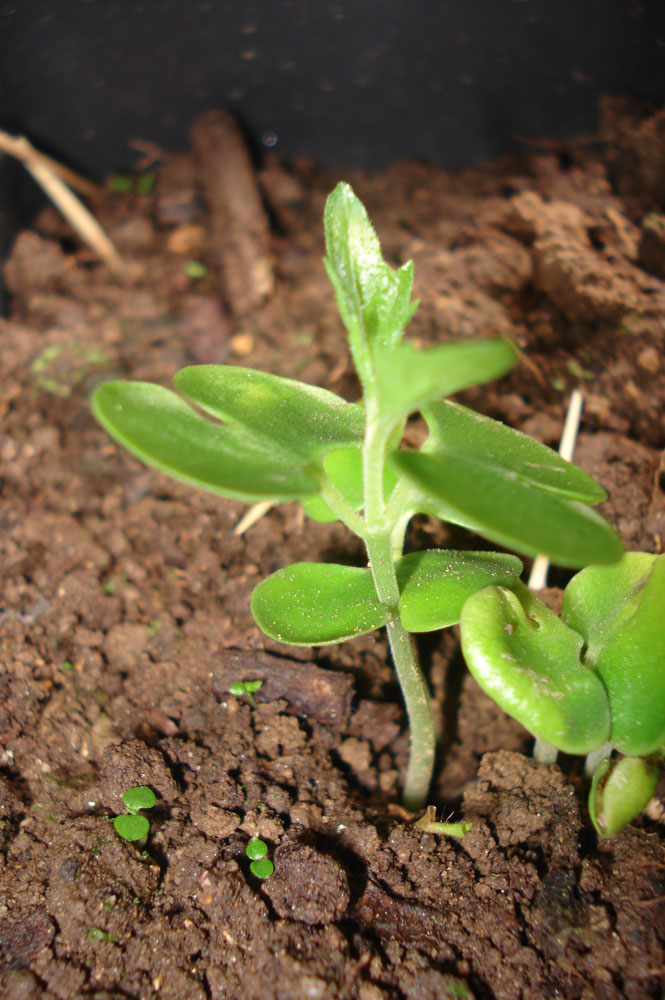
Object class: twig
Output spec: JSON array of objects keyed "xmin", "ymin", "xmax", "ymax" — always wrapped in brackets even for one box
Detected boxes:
[
  {"xmin": 0, "ymin": 130, "xmax": 100, "ymax": 197},
  {"xmin": 528, "ymin": 389, "xmax": 584, "ymax": 591},
  {"xmin": 0, "ymin": 129, "xmax": 124, "ymax": 274},
  {"xmin": 234, "ymin": 501, "xmax": 275, "ymax": 535}
]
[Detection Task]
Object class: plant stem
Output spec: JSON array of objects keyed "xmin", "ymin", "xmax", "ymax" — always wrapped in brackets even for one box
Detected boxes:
[
  {"xmin": 533, "ymin": 737, "xmax": 559, "ymax": 765},
  {"xmin": 362, "ymin": 400, "xmax": 435, "ymax": 810},
  {"xmin": 385, "ymin": 616, "xmax": 436, "ymax": 810}
]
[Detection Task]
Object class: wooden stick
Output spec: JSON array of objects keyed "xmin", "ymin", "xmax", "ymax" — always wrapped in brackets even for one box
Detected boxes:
[
  {"xmin": 528, "ymin": 389, "xmax": 584, "ymax": 591},
  {"xmin": 0, "ymin": 129, "xmax": 124, "ymax": 274},
  {"xmin": 0, "ymin": 130, "xmax": 101, "ymax": 197},
  {"xmin": 234, "ymin": 500, "xmax": 275, "ymax": 535}
]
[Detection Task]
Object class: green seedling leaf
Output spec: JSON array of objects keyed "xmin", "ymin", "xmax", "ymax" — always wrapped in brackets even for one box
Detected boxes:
[
  {"xmin": 374, "ymin": 339, "xmax": 518, "ymax": 424},
  {"xmin": 174, "ymin": 366, "xmax": 363, "ymax": 459},
  {"xmin": 113, "ymin": 813, "xmax": 150, "ymax": 842},
  {"xmin": 183, "ymin": 260, "xmax": 208, "ymax": 279},
  {"xmin": 423, "ymin": 400, "xmax": 608, "ymax": 501},
  {"xmin": 92, "ymin": 370, "xmax": 362, "ymax": 503},
  {"xmin": 228, "ymin": 679, "xmax": 263, "ymax": 707},
  {"xmin": 246, "ymin": 837, "xmax": 268, "ymax": 860},
  {"xmin": 394, "ymin": 402, "xmax": 622, "ymax": 568},
  {"xmin": 251, "ymin": 562, "xmax": 390, "ymax": 645},
  {"xmin": 121, "ymin": 786, "xmax": 156, "ymax": 813},
  {"xmin": 252, "ymin": 550, "xmax": 523, "ymax": 644},
  {"xmin": 250, "ymin": 858, "xmax": 274, "ymax": 879},
  {"xmin": 460, "ymin": 581, "xmax": 611, "ymax": 754},
  {"xmin": 564, "ymin": 553, "xmax": 665, "ymax": 755},
  {"xmin": 397, "ymin": 550, "xmax": 523, "ymax": 632},
  {"xmin": 324, "ymin": 182, "xmax": 418, "ymax": 373},
  {"xmin": 414, "ymin": 806, "xmax": 471, "ymax": 839},
  {"xmin": 229, "ymin": 680, "xmax": 263, "ymax": 696},
  {"xmin": 589, "ymin": 755, "xmax": 660, "ymax": 837}
]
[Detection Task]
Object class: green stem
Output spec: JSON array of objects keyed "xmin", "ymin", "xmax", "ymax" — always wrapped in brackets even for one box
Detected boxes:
[
  {"xmin": 385, "ymin": 617, "xmax": 436, "ymax": 811},
  {"xmin": 362, "ymin": 400, "xmax": 435, "ymax": 810},
  {"xmin": 318, "ymin": 479, "xmax": 366, "ymax": 537}
]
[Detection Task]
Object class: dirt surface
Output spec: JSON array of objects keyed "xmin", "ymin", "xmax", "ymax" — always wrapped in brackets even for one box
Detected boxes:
[{"xmin": 1, "ymin": 97, "xmax": 665, "ymax": 999}]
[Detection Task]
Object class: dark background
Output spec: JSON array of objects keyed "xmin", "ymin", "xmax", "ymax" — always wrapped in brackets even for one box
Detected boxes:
[
  {"xmin": 1, "ymin": 0, "xmax": 664, "ymax": 290},
  {"xmin": 2, "ymin": 0, "xmax": 665, "ymax": 174}
]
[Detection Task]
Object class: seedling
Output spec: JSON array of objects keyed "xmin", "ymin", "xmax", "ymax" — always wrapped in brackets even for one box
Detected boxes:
[
  {"xmin": 92, "ymin": 183, "xmax": 622, "ymax": 810},
  {"xmin": 246, "ymin": 836, "xmax": 274, "ymax": 878},
  {"xmin": 113, "ymin": 786, "xmax": 156, "ymax": 846},
  {"xmin": 414, "ymin": 806, "xmax": 471, "ymax": 839},
  {"xmin": 228, "ymin": 678, "xmax": 264, "ymax": 708},
  {"xmin": 460, "ymin": 553, "xmax": 665, "ymax": 835}
]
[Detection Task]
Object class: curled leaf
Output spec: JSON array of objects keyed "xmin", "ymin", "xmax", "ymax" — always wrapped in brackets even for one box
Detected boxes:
[
  {"xmin": 460, "ymin": 582, "xmax": 611, "ymax": 754},
  {"xmin": 589, "ymin": 755, "xmax": 660, "ymax": 837}
]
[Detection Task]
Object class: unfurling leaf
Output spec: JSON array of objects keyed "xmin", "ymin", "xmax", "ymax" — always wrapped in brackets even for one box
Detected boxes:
[
  {"xmin": 324, "ymin": 182, "xmax": 417, "ymax": 371},
  {"xmin": 589, "ymin": 755, "xmax": 660, "ymax": 837}
]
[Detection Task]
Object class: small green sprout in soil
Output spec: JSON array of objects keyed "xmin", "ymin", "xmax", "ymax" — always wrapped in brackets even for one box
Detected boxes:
[
  {"xmin": 113, "ymin": 786, "xmax": 156, "ymax": 846},
  {"xmin": 92, "ymin": 183, "xmax": 622, "ymax": 812},
  {"xmin": 460, "ymin": 553, "xmax": 665, "ymax": 835},
  {"xmin": 414, "ymin": 805, "xmax": 471, "ymax": 839},
  {"xmin": 246, "ymin": 836, "xmax": 274, "ymax": 879},
  {"xmin": 228, "ymin": 678, "xmax": 263, "ymax": 708},
  {"xmin": 183, "ymin": 259, "xmax": 208, "ymax": 279},
  {"xmin": 88, "ymin": 927, "xmax": 118, "ymax": 943}
]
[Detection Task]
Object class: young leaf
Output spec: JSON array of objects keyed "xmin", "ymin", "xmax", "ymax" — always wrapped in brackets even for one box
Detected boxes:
[
  {"xmin": 393, "ymin": 402, "xmax": 623, "ymax": 568},
  {"xmin": 460, "ymin": 582, "xmax": 611, "ymax": 754},
  {"xmin": 250, "ymin": 562, "xmax": 391, "ymax": 645},
  {"xmin": 122, "ymin": 786, "xmax": 156, "ymax": 813},
  {"xmin": 423, "ymin": 401, "xmax": 608, "ymax": 503},
  {"xmin": 92, "ymin": 370, "xmax": 363, "ymax": 504},
  {"xmin": 174, "ymin": 365, "xmax": 363, "ymax": 459},
  {"xmin": 589, "ymin": 755, "xmax": 660, "ymax": 838},
  {"xmin": 324, "ymin": 182, "xmax": 417, "ymax": 372},
  {"xmin": 251, "ymin": 550, "xmax": 524, "ymax": 644},
  {"xmin": 397, "ymin": 550, "xmax": 523, "ymax": 632},
  {"xmin": 113, "ymin": 813, "xmax": 150, "ymax": 842},
  {"xmin": 374, "ymin": 339, "xmax": 518, "ymax": 424},
  {"xmin": 564, "ymin": 554, "xmax": 665, "ymax": 756}
]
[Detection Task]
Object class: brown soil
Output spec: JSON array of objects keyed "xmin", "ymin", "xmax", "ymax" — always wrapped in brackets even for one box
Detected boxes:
[{"xmin": 1, "ymin": 98, "xmax": 664, "ymax": 1000}]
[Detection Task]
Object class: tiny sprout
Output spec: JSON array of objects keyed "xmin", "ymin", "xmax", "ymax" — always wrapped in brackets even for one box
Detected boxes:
[
  {"xmin": 245, "ymin": 836, "xmax": 268, "ymax": 860},
  {"xmin": 414, "ymin": 806, "xmax": 471, "ymax": 840},
  {"xmin": 250, "ymin": 858, "xmax": 275, "ymax": 879},
  {"xmin": 113, "ymin": 786, "xmax": 156, "ymax": 846},
  {"xmin": 245, "ymin": 836, "xmax": 274, "ymax": 878},
  {"xmin": 107, "ymin": 174, "xmax": 134, "ymax": 194},
  {"xmin": 183, "ymin": 260, "xmax": 208, "ymax": 279},
  {"xmin": 88, "ymin": 927, "xmax": 118, "ymax": 943},
  {"xmin": 228, "ymin": 679, "xmax": 263, "ymax": 708}
]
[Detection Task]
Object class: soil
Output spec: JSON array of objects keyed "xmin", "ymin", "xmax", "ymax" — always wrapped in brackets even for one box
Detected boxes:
[{"xmin": 1, "ymin": 97, "xmax": 665, "ymax": 1000}]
